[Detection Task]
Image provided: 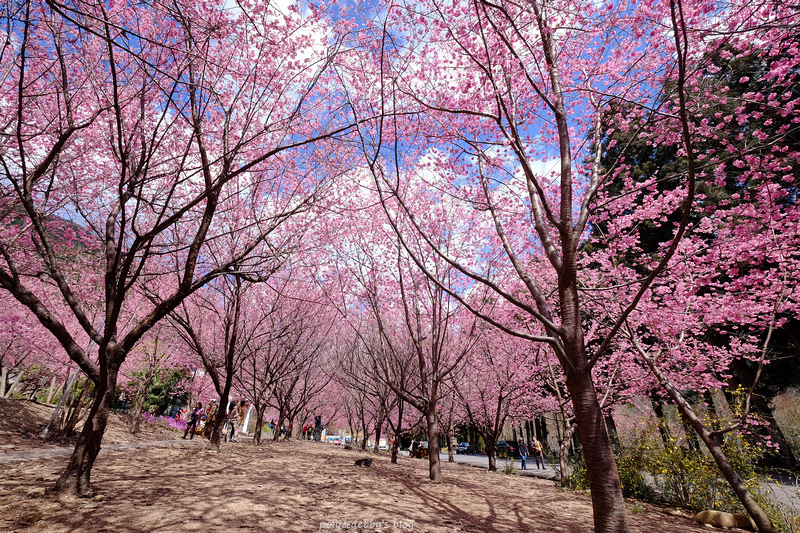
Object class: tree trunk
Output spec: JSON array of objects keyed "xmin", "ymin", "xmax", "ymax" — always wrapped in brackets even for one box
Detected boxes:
[
  {"xmin": 63, "ymin": 380, "xmax": 92, "ymax": 436},
  {"xmin": 0, "ymin": 366, "xmax": 7, "ymax": 397},
  {"xmin": 447, "ymin": 426, "xmax": 454, "ymax": 463},
  {"xmin": 605, "ymin": 414, "xmax": 620, "ymax": 451},
  {"xmin": 728, "ymin": 362, "xmax": 797, "ymax": 469},
  {"xmin": 425, "ymin": 410, "xmax": 442, "ymax": 482},
  {"xmin": 645, "ymin": 357, "xmax": 777, "ymax": 533},
  {"xmin": 486, "ymin": 440, "xmax": 497, "ymax": 472},
  {"xmin": 558, "ymin": 422, "xmax": 575, "ymax": 488},
  {"xmin": 525, "ymin": 420, "xmax": 533, "ymax": 449},
  {"xmin": 360, "ymin": 417, "xmax": 368, "ymax": 450},
  {"xmin": 373, "ymin": 416, "xmax": 383, "ymax": 454},
  {"xmin": 53, "ymin": 373, "xmax": 116, "ymax": 496},
  {"xmin": 390, "ymin": 401, "xmax": 403, "ymax": 464},
  {"xmin": 565, "ymin": 367, "xmax": 627, "ymax": 533},
  {"xmin": 536, "ymin": 417, "xmax": 550, "ymax": 454},
  {"xmin": 5, "ymin": 368, "xmax": 24, "ymax": 398},
  {"xmin": 650, "ymin": 395, "xmax": 673, "ymax": 450},
  {"xmin": 252, "ymin": 405, "xmax": 265, "ymax": 445},
  {"xmin": 46, "ymin": 376, "xmax": 58, "ymax": 404},
  {"xmin": 207, "ymin": 395, "xmax": 228, "ymax": 452},
  {"xmin": 273, "ymin": 414, "xmax": 284, "ymax": 442},
  {"xmin": 130, "ymin": 371, "xmax": 156, "ymax": 435},
  {"xmin": 242, "ymin": 404, "xmax": 253, "ymax": 435}
]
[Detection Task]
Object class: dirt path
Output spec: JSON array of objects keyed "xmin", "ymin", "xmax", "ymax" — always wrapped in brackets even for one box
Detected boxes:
[
  {"xmin": 0, "ymin": 438, "xmax": 202, "ymax": 465},
  {"xmin": 0, "ymin": 399, "xmax": 704, "ymax": 532}
]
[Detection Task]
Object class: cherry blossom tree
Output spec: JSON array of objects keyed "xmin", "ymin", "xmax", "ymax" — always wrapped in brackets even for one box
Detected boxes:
[
  {"xmin": 337, "ymin": 0, "xmax": 800, "ymax": 529},
  {"xmin": 262, "ymin": 283, "xmax": 339, "ymax": 441},
  {"xmin": 456, "ymin": 329, "xmax": 541, "ymax": 472},
  {"xmin": 234, "ymin": 275, "xmax": 325, "ymax": 445},
  {"xmin": 120, "ymin": 322, "xmax": 188, "ymax": 435},
  {"xmin": 169, "ymin": 275, "xmax": 252, "ymax": 449},
  {"xmin": 0, "ymin": 0, "xmax": 357, "ymax": 495}
]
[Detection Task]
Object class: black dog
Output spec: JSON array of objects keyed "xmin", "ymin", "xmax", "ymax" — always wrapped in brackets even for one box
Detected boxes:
[{"xmin": 354, "ymin": 458, "xmax": 373, "ymax": 467}]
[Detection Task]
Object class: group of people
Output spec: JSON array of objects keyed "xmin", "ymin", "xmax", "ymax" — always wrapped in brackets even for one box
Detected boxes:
[
  {"xmin": 181, "ymin": 399, "xmax": 249, "ymax": 442},
  {"xmin": 517, "ymin": 438, "xmax": 546, "ymax": 470},
  {"xmin": 300, "ymin": 415, "xmax": 323, "ymax": 440}
]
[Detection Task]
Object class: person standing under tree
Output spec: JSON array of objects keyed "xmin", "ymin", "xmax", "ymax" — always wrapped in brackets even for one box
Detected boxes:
[
  {"xmin": 532, "ymin": 438, "xmax": 545, "ymax": 469},
  {"xmin": 518, "ymin": 439, "xmax": 529, "ymax": 470},
  {"xmin": 225, "ymin": 401, "xmax": 241, "ymax": 442},
  {"xmin": 203, "ymin": 400, "xmax": 218, "ymax": 439},
  {"xmin": 182, "ymin": 402, "xmax": 203, "ymax": 439},
  {"xmin": 236, "ymin": 401, "xmax": 248, "ymax": 435}
]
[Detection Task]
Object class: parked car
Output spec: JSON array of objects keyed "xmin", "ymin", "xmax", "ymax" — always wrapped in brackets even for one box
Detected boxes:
[
  {"xmin": 493, "ymin": 441, "xmax": 519, "ymax": 459},
  {"xmin": 456, "ymin": 442, "xmax": 473, "ymax": 454}
]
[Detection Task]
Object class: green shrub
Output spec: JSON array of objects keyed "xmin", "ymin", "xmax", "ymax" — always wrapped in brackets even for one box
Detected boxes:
[
  {"xmin": 566, "ymin": 419, "xmax": 796, "ymax": 530},
  {"xmin": 568, "ymin": 446, "xmax": 652, "ymax": 499}
]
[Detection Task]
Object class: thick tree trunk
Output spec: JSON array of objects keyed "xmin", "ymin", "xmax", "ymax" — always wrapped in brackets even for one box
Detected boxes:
[
  {"xmin": 565, "ymin": 368, "xmax": 627, "ymax": 533},
  {"xmin": 425, "ymin": 410, "xmax": 442, "ymax": 482},
  {"xmin": 53, "ymin": 374, "xmax": 116, "ymax": 496},
  {"xmin": 207, "ymin": 396, "xmax": 228, "ymax": 452}
]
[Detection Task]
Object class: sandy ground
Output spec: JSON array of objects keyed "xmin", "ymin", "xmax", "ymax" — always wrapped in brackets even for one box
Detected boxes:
[{"xmin": 0, "ymin": 399, "xmax": 707, "ymax": 533}]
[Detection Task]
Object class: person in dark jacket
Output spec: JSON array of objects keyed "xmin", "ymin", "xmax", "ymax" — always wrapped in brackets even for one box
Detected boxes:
[{"xmin": 518, "ymin": 439, "xmax": 529, "ymax": 470}]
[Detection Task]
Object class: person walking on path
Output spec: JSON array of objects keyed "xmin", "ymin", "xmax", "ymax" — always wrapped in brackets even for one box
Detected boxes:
[
  {"xmin": 236, "ymin": 400, "xmax": 248, "ymax": 435},
  {"xmin": 183, "ymin": 402, "xmax": 203, "ymax": 439},
  {"xmin": 225, "ymin": 401, "xmax": 240, "ymax": 442},
  {"xmin": 518, "ymin": 439, "xmax": 529, "ymax": 470},
  {"xmin": 532, "ymin": 438, "xmax": 545, "ymax": 469}
]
